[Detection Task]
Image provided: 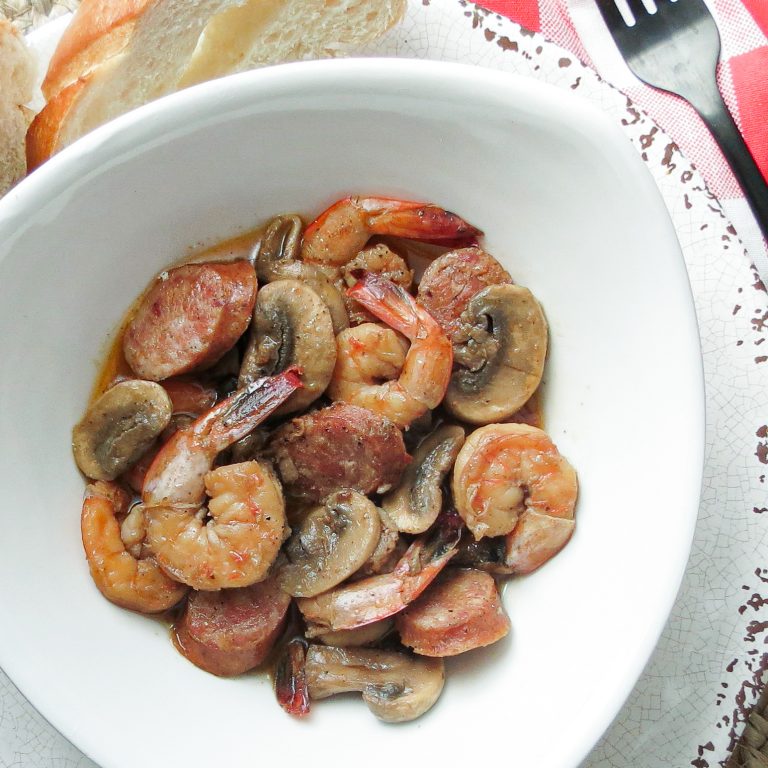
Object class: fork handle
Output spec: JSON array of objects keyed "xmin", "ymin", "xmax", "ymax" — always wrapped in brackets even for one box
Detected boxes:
[{"xmin": 695, "ymin": 90, "xmax": 768, "ymax": 242}]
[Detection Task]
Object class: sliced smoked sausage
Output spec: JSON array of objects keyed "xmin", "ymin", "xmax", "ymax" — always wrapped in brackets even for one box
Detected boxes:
[
  {"xmin": 123, "ymin": 261, "xmax": 257, "ymax": 381},
  {"xmin": 173, "ymin": 575, "xmax": 291, "ymax": 676},
  {"xmin": 270, "ymin": 403, "xmax": 410, "ymax": 503},
  {"xmin": 417, "ymin": 247, "xmax": 512, "ymax": 345},
  {"xmin": 396, "ymin": 568, "xmax": 510, "ymax": 657}
]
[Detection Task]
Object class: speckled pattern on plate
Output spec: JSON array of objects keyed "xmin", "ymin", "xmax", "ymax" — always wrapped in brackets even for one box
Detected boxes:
[{"xmin": 1, "ymin": 1, "xmax": 767, "ymax": 767}]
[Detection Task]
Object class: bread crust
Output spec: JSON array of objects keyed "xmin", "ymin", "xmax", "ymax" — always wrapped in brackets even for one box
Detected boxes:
[
  {"xmin": 29, "ymin": 0, "xmax": 408, "ymax": 169},
  {"xmin": 26, "ymin": 79, "xmax": 87, "ymax": 172},
  {"xmin": 0, "ymin": 19, "xmax": 35, "ymax": 195},
  {"xmin": 42, "ymin": 0, "xmax": 153, "ymax": 100}
]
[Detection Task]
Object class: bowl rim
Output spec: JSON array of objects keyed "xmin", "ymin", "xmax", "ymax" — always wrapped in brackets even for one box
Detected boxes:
[{"xmin": 0, "ymin": 57, "xmax": 705, "ymax": 768}]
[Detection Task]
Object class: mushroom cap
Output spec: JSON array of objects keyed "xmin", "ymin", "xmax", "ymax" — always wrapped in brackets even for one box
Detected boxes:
[
  {"xmin": 72, "ymin": 380, "xmax": 172, "ymax": 480},
  {"xmin": 382, "ymin": 424, "xmax": 465, "ymax": 534},
  {"xmin": 307, "ymin": 617, "xmax": 394, "ymax": 646},
  {"xmin": 445, "ymin": 284, "xmax": 547, "ymax": 425},
  {"xmin": 250, "ymin": 214, "xmax": 350, "ymax": 334},
  {"xmin": 304, "ymin": 644, "xmax": 445, "ymax": 723},
  {"xmin": 278, "ymin": 489, "xmax": 382, "ymax": 597},
  {"xmin": 270, "ymin": 261, "xmax": 350, "ymax": 335},
  {"xmin": 238, "ymin": 279, "xmax": 336, "ymax": 415},
  {"xmin": 250, "ymin": 214, "xmax": 302, "ymax": 283}
]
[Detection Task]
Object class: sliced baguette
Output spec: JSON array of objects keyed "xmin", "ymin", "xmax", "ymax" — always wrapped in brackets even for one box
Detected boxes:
[
  {"xmin": 42, "ymin": 0, "xmax": 153, "ymax": 101},
  {"xmin": 0, "ymin": 18, "xmax": 36, "ymax": 195},
  {"xmin": 27, "ymin": 0, "xmax": 406, "ymax": 170}
]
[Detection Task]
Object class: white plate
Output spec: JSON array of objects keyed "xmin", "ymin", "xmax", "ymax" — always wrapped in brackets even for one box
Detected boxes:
[{"xmin": 0, "ymin": 54, "xmax": 702, "ymax": 768}]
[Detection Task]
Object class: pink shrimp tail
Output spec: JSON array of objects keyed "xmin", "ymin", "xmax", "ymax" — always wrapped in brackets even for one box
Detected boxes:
[
  {"xmin": 303, "ymin": 196, "xmax": 482, "ymax": 246},
  {"xmin": 358, "ymin": 197, "xmax": 483, "ymax": 243},
  {"xmin": 347, "ymin": 270, "xmax": 422, "ymax": 335}
]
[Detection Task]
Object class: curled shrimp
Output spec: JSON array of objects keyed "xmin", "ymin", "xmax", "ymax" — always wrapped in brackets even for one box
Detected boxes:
[
  {"xmin": 301, "ymin": 196, "xmax": 482, "ymax": 266},
  {"xmin": 296, "ymin": 511, "xmax": 462, "ymax": 632},
  {"xmin": 327, "ymin": 271, "xmax": 453, "ymax": 428},
  {"xmin": 142, "ymin": 369, "xmax": 301, "ymax": 590},
  {"xmin": 81, "ymin": 481, "xmax": 188, "ymax": 613},
  {"xmin": 452, "ymin": 423, "xmax": 577, "ymax": 573}
]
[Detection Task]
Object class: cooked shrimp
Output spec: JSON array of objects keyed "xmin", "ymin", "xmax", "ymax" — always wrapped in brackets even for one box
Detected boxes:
[
  {"xmin": 452, "ymin": 424, "xmax": 577, "ymax": 572},
  {"xmin": 327, "ymin": 272, "xmax": 452, "ymax": 428},
  {"xmin": 340, "ymin": 244, "xmax": 413, "ymax": 325},
  {"xmin": 81, "ymin": 481, "xmax": 188, "ymax": 613},
  {"xmin": 297, "ymin": 511, "xmax": 462, "ymax": 632},
  {"xmin": 142, "ymin": 370, "xmax": 301, "ymax": 590},
  {"xmin": 301, "ymin": 196, "xmax": 481, "ymax": 266}
]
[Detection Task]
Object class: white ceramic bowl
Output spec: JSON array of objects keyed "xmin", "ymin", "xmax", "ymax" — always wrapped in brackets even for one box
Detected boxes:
[{"xmin": 0, "ymin": 59, "xmax": 703, "ymax": 768}]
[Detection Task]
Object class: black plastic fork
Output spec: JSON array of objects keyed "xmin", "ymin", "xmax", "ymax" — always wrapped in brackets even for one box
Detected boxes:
[{"xmin": 595, "ymin": 0, "xmax": 768, "ymax": 241}]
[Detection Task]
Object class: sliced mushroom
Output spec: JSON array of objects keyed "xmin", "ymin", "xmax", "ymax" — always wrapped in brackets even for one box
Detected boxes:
[
  {"xmin": 72, "ymin": 380, "xmax": 172, "ymax": 480},
  {"xmin": 250, "ymin": 214, "xmax": 303, "ymax": 283},
  {"xmin": 445, "ymin": 284, "xmax": 547, "ymax": 425},
  {"xmin": 307, "ymin": 617, "xmax": 395, "ymax": 646},
  {"xmin": 278, "ymin": 489, "xmax": 381, "ymax": 597},
  {"xmin": 249, "ymin": 214, "xmax": 349, "ymax": 333},
  {"xmin": 354, "ymin": 508, "xmax": 406, "ymax": 577},
  {"xmin": 271, "ymin": 261, "xmax": 349, "ymax": 335},
  {"xmin": 238, "ymin": 279, "xmax": 336, "ymax": 415},
  {"xmin": 381, "ymin": 425, "xmax": 465, "ymax": 534},
  {"xmin": 304, "ymin": 644, "xmax": 445, "ymax": 723}
]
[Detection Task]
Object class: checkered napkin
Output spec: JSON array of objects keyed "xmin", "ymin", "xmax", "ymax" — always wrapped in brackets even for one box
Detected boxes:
[{"xmin": 478, "ymin": 0, "xmax": 768, "ymax": 280}]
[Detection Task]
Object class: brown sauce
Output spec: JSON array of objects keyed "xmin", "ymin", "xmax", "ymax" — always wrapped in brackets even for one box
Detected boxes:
[{"xmin": 89, "ymin": 225, "xmax": 267, "ymax": 403}]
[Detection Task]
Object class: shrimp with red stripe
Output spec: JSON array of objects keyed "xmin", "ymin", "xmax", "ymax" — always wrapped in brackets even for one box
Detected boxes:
[{"xmin": 141, "ymin": 369, "xmax": 302, "ymax": 591}]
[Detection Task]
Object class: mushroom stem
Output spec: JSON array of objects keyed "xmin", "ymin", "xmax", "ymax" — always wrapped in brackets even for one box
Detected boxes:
[
  {"xmin": 382, "ymin": 425, "xmax": 465, "ymax": 533},
  {"xmin": 304, "ymin": 645, "xmax": 445, "ymax": 723}
]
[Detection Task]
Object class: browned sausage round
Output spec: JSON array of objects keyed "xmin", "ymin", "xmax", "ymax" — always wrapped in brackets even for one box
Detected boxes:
[
  {"xmin": 173, "ymin": 575, "xmax": 291, "ymax": 676},
  {"xmin": 270, "ymin": 403, "xmax": 410, "ymax": 502},
  {"xmin": 395, "ymin": 568, "xmax": 510, "ymax": 657},
  {"xmin": 417, "ymin": 247, "xmax": 512, "ymax": 344},
  {"xmin": 123, "ymin": 261, "xmax": 257, "ymax": 381}
]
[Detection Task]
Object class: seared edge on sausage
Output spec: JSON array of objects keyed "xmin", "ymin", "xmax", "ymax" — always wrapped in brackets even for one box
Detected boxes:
[
  {"xmin": 270, "ymin": 403, "xmax": 410, "ymax": 502},
  {"xmin": 123, "ymin": 261, "xmax": 257, "ymax": 381},
  {"xmin": 395, "ymin": 568, "xmax": 510, "ymax": 657},
  {"xmin": 173, "ymin": 574, "xmax": 291, "ymax": 676},
  {"xmin": 417, "ymin": 247, "xmax": 512, "ymax": 344}
]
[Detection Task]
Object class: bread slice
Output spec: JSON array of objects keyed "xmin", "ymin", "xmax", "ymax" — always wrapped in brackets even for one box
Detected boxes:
[
  {"xmin": 0, "ymin": 18, "xmax": 36, "ymax": 196},
  {"xmin": 178, "ymin": 0, "xmax": 407, "ymax": 88},
  {"xmin": 42, "ymin": 0, "xmax": 153, "ymax": 101},
  {"xmin": 27, "ymin": 0, "xmax": 406, "ymax": 170}
]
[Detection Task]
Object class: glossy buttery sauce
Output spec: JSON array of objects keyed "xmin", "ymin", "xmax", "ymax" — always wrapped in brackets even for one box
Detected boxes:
[{"xmin": 91, "ymin": 224, "xmax": 543, "ymax": 431}]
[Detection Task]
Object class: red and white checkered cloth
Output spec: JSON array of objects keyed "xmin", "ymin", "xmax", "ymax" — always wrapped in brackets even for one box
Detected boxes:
[{"xmin": 478, "ymin": 0, "xmax": 768, "ymax": 278}]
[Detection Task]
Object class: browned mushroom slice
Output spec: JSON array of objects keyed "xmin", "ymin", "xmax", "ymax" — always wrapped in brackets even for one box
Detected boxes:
[
  {"xmin": 278, "ymin": 489, "xmax": 381, "ymax": 598},
  {"xmin": 250, "ymin": 214, "xmax": 349, "ymax": 333},
  {"xmin": 304, "ymin": 644, "xmax": 444, "ymax": 723},
  {"xmin": 307, "ymin": 617, "xmax": 395, "ymax": 646},
  {"xmin": 250, "ymin": 214, "xmax": 303, "ymax": 283},
  {"xmin": 270, "ymin": 262, "xmax": 349, "ymax": 335},
  {"xmin": 381, "ymin": 425, "xmax": 465, "ymax": 534},
  {"xmin": 296, "ymin": 510, "xmax": 463, "ymax": 632},
  {"xmin": 354, "ymin": 509, "xmax": 406, "ymax": 577},
  {"xmin": 238, "ymin": 279, "xmax": 336, "ymax": 415},
  {"xmin": 72, "ymin": 380, "xmax": 172, "ymax": 480},
  {"xmin": 445, "ymin": 284, "xmax": 547, "ymax": 425}
]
